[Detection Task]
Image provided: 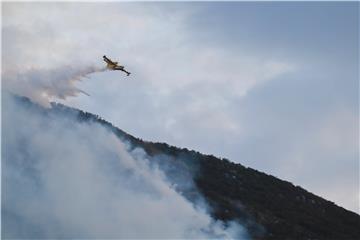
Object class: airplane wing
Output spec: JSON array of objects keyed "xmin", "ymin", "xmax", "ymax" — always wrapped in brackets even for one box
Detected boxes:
[{"xmin": 103, "ymin": 55, "xmax": 115, "ymax": 65}]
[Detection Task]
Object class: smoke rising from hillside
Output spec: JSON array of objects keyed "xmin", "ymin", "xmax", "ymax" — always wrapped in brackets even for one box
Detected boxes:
[
  {"xmin": 2, "ymin": 66, "xmax": 106, "ymax": 107},
  {"xmin": 2, "ymin": 94, "xmax": 248, "ymax": 239},
  {"xmin": 2, "ymin": 4, "xmax": 248, "ymax": 233}
]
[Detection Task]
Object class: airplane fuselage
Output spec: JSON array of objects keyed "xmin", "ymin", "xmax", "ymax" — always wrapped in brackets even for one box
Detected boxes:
[{"xmin": 107, "ymin": 63, "xmax": 124, "ymax": 70}]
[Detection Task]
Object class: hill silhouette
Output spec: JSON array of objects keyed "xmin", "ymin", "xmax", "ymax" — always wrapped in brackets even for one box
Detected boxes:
[{"xmin": 9, "ymin": 96, "xmax": 360, "ymax": 239}]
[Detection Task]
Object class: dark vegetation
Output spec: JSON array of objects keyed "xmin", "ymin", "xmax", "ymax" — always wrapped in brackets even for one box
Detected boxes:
[{"xmin": 14, "ymin": 96, "xmax": 360, "ymax": 239}]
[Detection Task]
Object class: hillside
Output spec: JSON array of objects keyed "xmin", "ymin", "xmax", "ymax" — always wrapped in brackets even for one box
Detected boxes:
[{"xmin": 5, "ymin": 96, "xmax": 360, "ymax": 239}]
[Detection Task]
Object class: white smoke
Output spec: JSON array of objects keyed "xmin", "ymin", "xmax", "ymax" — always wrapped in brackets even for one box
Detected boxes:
[
  {"xmin": 2, "ymin": 94, "xmax": 248, "ymax": 239},
  {"xmin": 2, "ymin": 65, "xmax": 107, "ymax": 107},
  {"xmin": 2, "ymin": 3, "xmax": 248, "ymax": 232}
]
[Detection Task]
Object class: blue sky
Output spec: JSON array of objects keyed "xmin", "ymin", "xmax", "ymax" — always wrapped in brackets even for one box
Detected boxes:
[{"xmin": 2, "ymin": 2, "xmax": 359, "ymax": 213}]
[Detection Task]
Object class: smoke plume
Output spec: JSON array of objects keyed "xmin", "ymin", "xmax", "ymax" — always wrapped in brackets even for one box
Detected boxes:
[
  {"xmin": 2, "ymin": 65, "xmax": 107, "ymax": 107},
  {"xmin": 2, "ymin": 94, "xmax": 248, "ymax": 239}
]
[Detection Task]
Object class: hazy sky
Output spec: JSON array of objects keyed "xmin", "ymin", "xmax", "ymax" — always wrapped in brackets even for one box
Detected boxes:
[{"xmin": 2, "ymin": 2, "xmax": 359, "ymax": 213}]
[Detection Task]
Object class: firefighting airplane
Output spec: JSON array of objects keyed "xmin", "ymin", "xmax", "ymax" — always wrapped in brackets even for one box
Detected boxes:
[{"xmin": 103, "ymin": 55, "xmax": 131, "ymax": 76}]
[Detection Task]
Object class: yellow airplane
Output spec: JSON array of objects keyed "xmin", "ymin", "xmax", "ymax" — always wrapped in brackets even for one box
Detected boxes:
[{"xmin": 103, "ymin": 55, "xmax": 131, "ymax": 76}]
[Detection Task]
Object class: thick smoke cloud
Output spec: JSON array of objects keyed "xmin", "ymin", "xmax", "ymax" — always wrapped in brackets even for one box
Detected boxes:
[
  {"xmin": 2, "ymin": 66, "xmax": 107, "ymax": 107},
  {"xmin": 2, "ymin": 94, "xmax": 248, "ymax": 239}
]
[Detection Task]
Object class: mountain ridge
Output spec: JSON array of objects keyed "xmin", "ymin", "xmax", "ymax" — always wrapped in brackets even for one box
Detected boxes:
[{"xmin": 9, "ymin": 95, "xmax": 360, "ymax": 239}]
